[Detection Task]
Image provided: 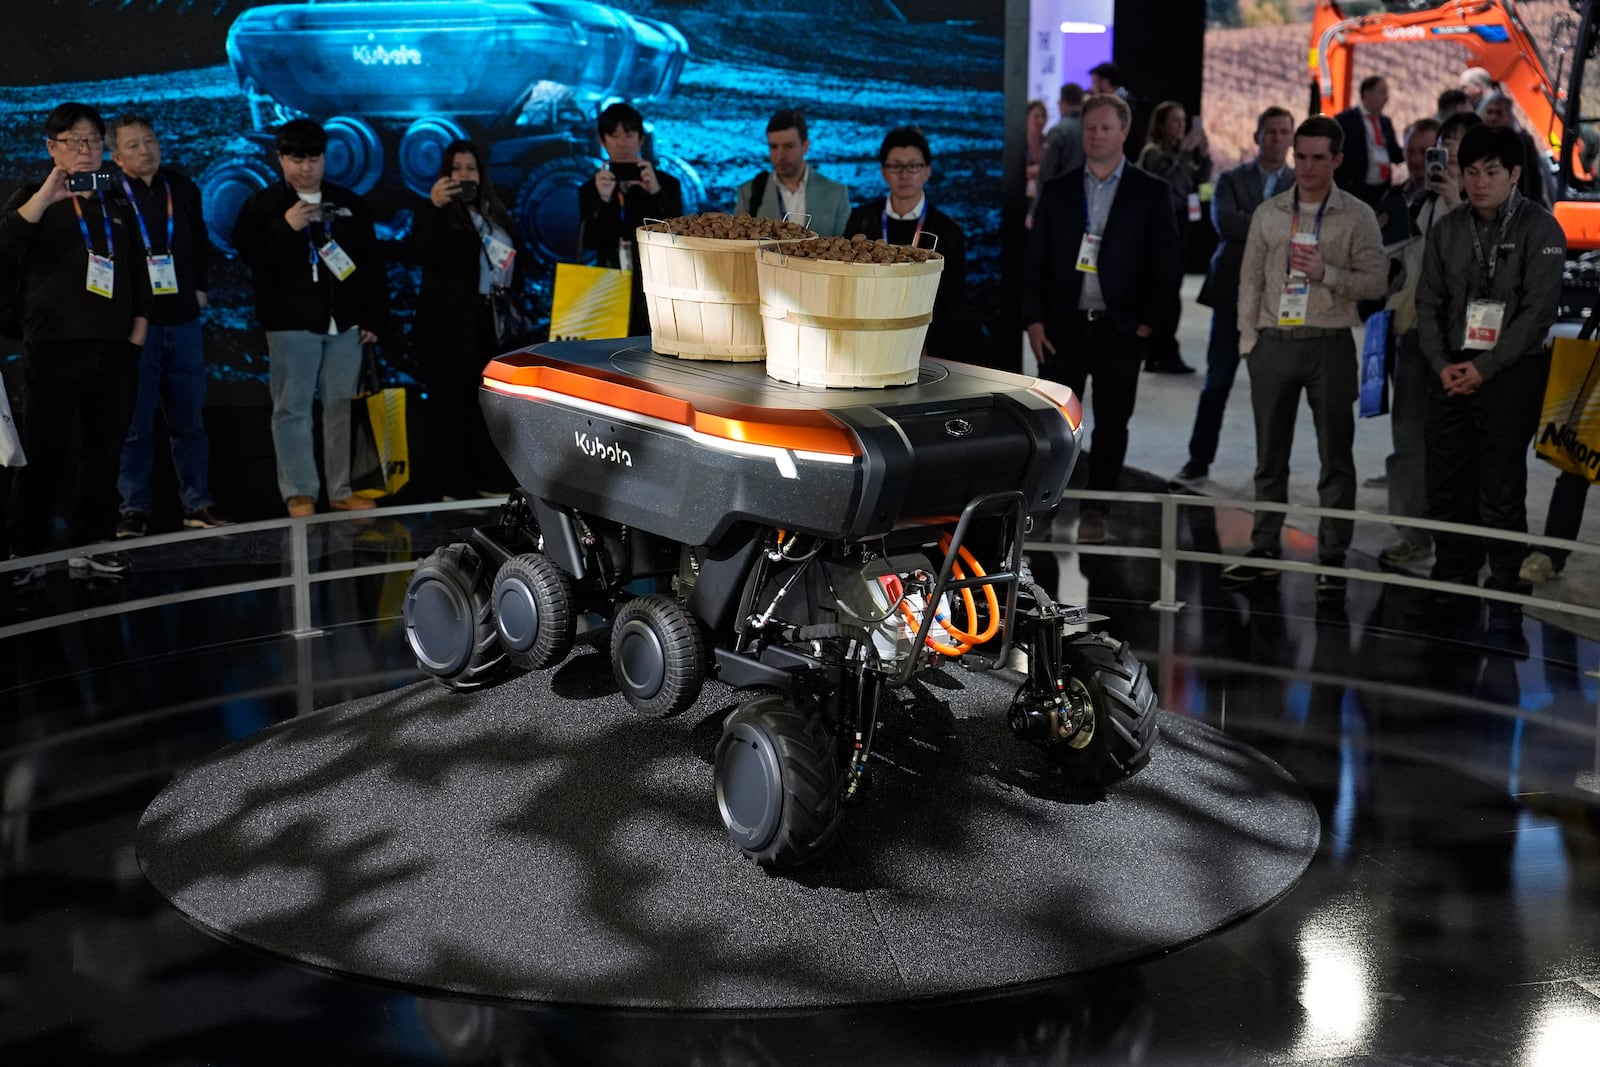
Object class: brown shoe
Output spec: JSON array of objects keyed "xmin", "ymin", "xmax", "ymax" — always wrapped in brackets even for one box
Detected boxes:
[
  {"xmin": 329, "ymin": 494, "xmax": 376, "ymax": 512},
  {"xmin": 286, "ymin": 496, "xmax": 315, "ymax": 518}
]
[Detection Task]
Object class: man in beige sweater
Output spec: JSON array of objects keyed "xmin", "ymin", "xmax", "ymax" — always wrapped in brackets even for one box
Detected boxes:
[{"xmin": 1223, "ymin": 115, "xmax": 1389, "ymax": 601}]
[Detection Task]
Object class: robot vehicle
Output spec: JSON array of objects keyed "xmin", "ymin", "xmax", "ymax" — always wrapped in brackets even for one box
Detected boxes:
[
  {"xmin": 201, "ymin": 1, "xmax": 705, "ymax": 261},
  {"xmin": 402, "ymin": 339, "xmax": 1160, "ymax": 868}
]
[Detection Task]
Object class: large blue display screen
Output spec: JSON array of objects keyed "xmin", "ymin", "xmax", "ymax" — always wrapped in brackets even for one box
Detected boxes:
[{"xmin": 0, "ymin": 0, "xmax": 1006, "ymax": 397}]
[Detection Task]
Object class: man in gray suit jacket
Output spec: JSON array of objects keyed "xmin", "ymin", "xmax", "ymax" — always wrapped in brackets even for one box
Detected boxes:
[
  {"xmin": 734, "ymin": 109, "xmax": 850, "ymax": 237},
  {"xmin": 1176, "ymin": 106, "xmax": 1296, "ymax": 483}
]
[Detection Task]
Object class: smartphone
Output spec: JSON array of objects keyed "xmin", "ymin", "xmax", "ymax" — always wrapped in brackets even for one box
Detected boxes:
[
  {"xmin": 66, "ymin": 170, "xmax": 116, "ymax": 193},
  {"xmin": 608, "ymin": 161, "xmax": 642, "ymax": 182},
  {"xmin": 452, "ymin": 180, "xmax": 479, "ymax": 201},
  {"xmin": 1425, "ymin": 145, "xmax": 1449, "ymax": 178}
]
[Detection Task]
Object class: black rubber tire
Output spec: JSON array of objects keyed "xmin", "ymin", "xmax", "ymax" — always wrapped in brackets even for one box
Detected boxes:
[
  {"xmin": 404, "ymin": 543, "xmax": 505, "ymax": 691},
  {"xmin": 609, "ymin": 593, "xmax": 705, "ymax": 716},
  {"xmin": 714, "ymin": 694, "xmax": 842, "ymax": 868},
  {"xmin": 491, "ymin": 553, "xmax": 575, "ymax": 671},
  {"xmin": 1051, "ymin": 632, "xmax": 1159, "ymax": 787}
]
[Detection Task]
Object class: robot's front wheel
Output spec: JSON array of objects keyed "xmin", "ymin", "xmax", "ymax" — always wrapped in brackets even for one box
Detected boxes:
[
  {"xmin": 609, "ymin": 594, "xmax": 705, "ymax": 716},
  {"xmin": 714, "ymin": 694, "xmax": 842, "ymax": 868},
  {"xmin": 492, "ymin": 553, "xmax": 575, "ymax": 671},
  {"xmin": 404, "ymin": 543, "xmax": 507, "ymax": 691},
  {"xmin": 1050, "ymin": 632, "xmax": 1159, "ymax": 787}
]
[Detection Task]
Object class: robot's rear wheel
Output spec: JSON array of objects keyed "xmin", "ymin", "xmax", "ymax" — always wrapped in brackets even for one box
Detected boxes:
[
  {"xmin": 714, "ymin": 693, "xmax": 842, "ymax": 868},
  {"xmin": 198, "ymin": 153, "xmax": 277, "ymax": 257},
  {"xmin": 609, "ymin": 593, "xmax": 704, "ymax": 716},
  {"xmin": 1050, "ymin": 632, "xmax": 1158, "ymax": 787},
  {"xmin": 404, "ymin": 543, "xmax": 506, "ymax": 691},
  {"xmin": 515, "ymin": 155, "xmax": 605, "ymax": 267},
  {"xmin": 492, "ymin": 553, "xmax": 575, "ymax": 671}
]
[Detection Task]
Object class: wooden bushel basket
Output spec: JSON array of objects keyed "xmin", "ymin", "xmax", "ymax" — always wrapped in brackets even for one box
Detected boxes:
[
  {"xmin": 636, "ymin": 223, "xmax": 814, "ymax": 361},
  {"xmin": 756, "ymin": 244, "xmax": 944, "ymax": 388}
]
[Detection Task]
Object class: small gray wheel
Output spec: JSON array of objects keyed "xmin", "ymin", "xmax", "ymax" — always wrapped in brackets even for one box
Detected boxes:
[
  {"xmin": 492, "ymin": 553, "xmax": 575, "ymax": 671},
  {"xmin": 609, "ymin": 593, "xmax": 704, "ymax": 716}
]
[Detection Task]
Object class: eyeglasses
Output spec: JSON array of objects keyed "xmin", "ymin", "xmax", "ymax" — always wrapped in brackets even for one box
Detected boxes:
[
  {"xmin": 883, "ymin": 163, "xmax": 927, "ymax": 175},
  {"xmin": 50, "ymin": 136, "xmax": 104, "ymax": 152}
]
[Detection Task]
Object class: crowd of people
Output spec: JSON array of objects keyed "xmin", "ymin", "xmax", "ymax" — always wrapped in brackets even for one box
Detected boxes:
[
  {"xmin": 1037, "ymin": 64, "xmax": 1565, "ymax": 626},
  {"xmin": 0, "ymin": 62, "xmax": 1587, "ymax": 620},
  {"xmin": 0, "ymin": 99, "xmax": 972, "ymax": 588}
]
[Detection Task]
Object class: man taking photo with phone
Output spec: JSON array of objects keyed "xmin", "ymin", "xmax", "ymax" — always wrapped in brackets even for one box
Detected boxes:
[
  {"xmin": 0, "ymin": 102, "xmax": 149, "ymax": 586},
  {"xmin": 578, "ymin": 102, "xmax": 682, "ymax": 337}
]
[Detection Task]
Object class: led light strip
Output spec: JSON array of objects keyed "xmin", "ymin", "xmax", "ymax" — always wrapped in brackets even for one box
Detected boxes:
[{"xmin": 483, "ymin": 379, "xmax": 856, "ymax": 479}]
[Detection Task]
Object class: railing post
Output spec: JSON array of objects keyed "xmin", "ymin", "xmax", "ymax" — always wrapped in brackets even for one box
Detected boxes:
[
  {"xmin": 289, "ymin": 518, "xmax": 323, "ymax": 639},
  {"xmin": 1151, "ymin": 495, "xmax": 1185, "ymax": 613}
]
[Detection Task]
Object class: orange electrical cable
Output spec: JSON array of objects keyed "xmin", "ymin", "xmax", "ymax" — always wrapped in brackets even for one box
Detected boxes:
[{"xmin": 895, "ymin": 534, "xmax": 1002, "ymax": 656}]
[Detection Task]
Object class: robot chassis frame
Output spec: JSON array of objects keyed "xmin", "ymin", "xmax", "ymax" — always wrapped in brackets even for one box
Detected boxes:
[{"xmin": 404, "ymin": 487, "xmax": 1159, "ymax": 870}]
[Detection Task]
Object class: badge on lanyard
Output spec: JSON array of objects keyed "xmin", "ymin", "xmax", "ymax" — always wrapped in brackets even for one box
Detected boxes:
[
  {"xmin": 1187, "ymin": 192, "xmax": 1202, "ymax": 222},
  {"xmin": 317, "ymin": 238, "xmax": 357, "ymax": 281},
  {"xmin": 618, "ymin": 239, "xmax": 634, "ymax": 273},
  {"xmin": 73, "ymin": 193, "xmax": 116, "ymax": 299},
  {"xmin": 483, "ymin": 233, "xmax": 515, "ymax": 273},
  {"xmin": 1277, "ymin": 281, "xmax": 1309, "ymax": 326},
  {"xmin": 87, "ymin": 253, "xmax": 115, "ymax": 298},
  {"xmin": 1075, "ymin": 232, "xmax": 1101, "ymax": 274},
  {"xmin": 1463, "ymin": 299, "xmax": 1506, "ymax": 350},
  {"xmin": 147, "ymin": 254, "xmax": 178, "ymax": 295}
]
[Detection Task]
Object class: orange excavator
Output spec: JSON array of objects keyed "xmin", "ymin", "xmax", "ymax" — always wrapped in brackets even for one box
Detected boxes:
[{"xmin": 1309, "ymin": 0, "xmax": 1600, "ymax": 250}]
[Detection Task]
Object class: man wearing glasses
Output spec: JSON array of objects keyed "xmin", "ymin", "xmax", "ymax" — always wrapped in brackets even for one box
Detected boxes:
[
  {"xmin": 844, "ymin": 126, "xmax": 968, "ymax": 361},
  {"xmin": 0, "ymin": 102, "xmax": 149, "ymax": 586}
]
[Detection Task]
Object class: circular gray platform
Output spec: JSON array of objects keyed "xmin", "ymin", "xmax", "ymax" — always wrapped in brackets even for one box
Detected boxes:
[{"xmin": 137, "ymin": 645, "xmax": 1319, "ymax": 1009}]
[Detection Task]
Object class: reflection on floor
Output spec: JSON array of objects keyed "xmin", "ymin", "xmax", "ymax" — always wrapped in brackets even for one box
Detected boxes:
[{"xmin": 2, "ymin": 503, "xmax": 1598, "ymax": 1065}]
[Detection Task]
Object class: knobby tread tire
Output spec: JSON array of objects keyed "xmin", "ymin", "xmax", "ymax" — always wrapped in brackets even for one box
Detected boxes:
[
  {"xmin": 610, "ymin": 594, "xmax": 705, "ymax": 716},
  {"xmin": 406, "ymin": 542, "xmax": 507, "ymax": 692},
  {"xmin": 1053, "ymin": 631, "xmax": 1159, "ymax": 787},
  {"xmin": 717, "ymin": 695, "xmax": 842, "ymax": 869},
  {"xmin": 494, "ymin": 553, "xmax": 575, "ymax": 671}
]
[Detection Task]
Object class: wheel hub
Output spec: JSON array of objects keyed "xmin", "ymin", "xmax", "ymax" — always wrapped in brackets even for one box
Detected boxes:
[{"xmin": 614, "ymin": 619, "xmax": 665, "ymax": 700}]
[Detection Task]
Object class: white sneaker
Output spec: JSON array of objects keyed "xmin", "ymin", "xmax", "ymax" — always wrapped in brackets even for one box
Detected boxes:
[{"xmin": 1519, "ymin": 551, "xmax": 1558, "ymax": 585}]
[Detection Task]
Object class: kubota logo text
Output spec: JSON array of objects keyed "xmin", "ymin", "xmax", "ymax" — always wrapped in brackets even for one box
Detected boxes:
[
  {"xmin": 575, "ymin": 432, "xmax": 633, "ymax": 467},
  {"xmin": 352, "ymin": 41, "xmax": 421, "ymax": 66}
]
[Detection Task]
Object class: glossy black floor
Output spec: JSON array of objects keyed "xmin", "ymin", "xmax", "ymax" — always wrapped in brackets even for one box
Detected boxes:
[{"xmin": 2, "ymin": 500, "xmax": 1598, "ymax": 1067}]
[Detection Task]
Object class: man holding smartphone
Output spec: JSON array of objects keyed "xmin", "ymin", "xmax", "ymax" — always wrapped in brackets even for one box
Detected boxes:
[
  {"xmin": 0, "ymin": 102, "xmax": 149, "ymax": 585},
  {"xmin": 232, "ymin": 118, "xmax": 388, "ymax": 518},
  {"xmin": 578, "ymin": 102, "xmax": 682, "ymax": 337}
]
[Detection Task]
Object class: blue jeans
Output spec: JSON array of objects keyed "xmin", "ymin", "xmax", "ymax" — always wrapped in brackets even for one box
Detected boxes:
[
  {"xmin": 118, "ymin": 318, "xmax": 214, "ymax": 516},
  {"xmin": 1187, "ymin": 306, "xmax": 1240, "ymax": 466},
  {"xmin": 267, "ymin": 328, "xmax": 361, "ymax": 502}
]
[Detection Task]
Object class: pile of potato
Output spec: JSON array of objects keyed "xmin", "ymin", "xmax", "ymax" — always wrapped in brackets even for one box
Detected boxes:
[
  {"xmin": 780, "ymin": 234, "xmax": 941, "ymax": 263},
  {"xmin": 643, "ymin": 213, "xmax": 813, "ymax": 240}
]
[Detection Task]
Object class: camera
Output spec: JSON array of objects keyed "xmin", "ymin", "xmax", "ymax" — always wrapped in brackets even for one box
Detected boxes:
[
  {"xmin": 1425, "ymin": 146, "xmax": 1449, "ymax": 179},
  {"xmin": 608, "ymin": 161, "xmax": 642, "ymax": 182},
  {"xmin": 451, "ymin": 180, "xmax": 479, "ymax": 201},
  {"xmin": 66, "ymin": 170, "xmax": 116, "ymax": 193}
]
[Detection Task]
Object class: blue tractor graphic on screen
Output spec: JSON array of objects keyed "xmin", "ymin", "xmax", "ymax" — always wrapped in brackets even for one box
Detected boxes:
[{"xmin": 201, "ymin": 0, "xmax": 705, "ymax": 263}]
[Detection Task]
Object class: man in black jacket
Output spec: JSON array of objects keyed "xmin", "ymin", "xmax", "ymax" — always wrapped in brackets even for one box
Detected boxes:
[
  {"xmin": 1177, "ymin": 106, "xmax": 1295, "ymax": 483},
  {"xmin": 108, "ymin": 114, "xmax": 228, "ymax": 538},
  {"xmin": 1024, "ymin": 92, "xmax": 1182, "ymax": 544},
  {"xmin": 844, "ymin": 126, "xmax": 968, "ymax": 362},
  {"xmin": 232, "ymin": 119, "xmax": 388, "ymax": 518},
  {"xmin": 1334, "ymin": 76, "xmax": 1403, "ymax": 205},
  {"xmin": 578, "ymin": 102, "xmax": 682, "ymax": 338},
  {"xmin": 1, "ymin": 102, "xmax": 148, "ymax": 585}
]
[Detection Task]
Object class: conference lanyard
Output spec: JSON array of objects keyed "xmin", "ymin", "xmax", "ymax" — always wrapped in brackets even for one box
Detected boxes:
[
  {"xmin": 1468, "ymin": 190, "xmax": 1520, "ymax": 291},
  {"xmin": 71, "ymin": 192, "xmax": 114, "ymax": 258},
  {"xmin": 118, "ymin": 173, "xmax": 173, "ymax": 255},
  {"xmin": 882, "ymin": 198, "xmax": 926, "ymax": 244},
  {"xmin": 72, "ymin": 192, "xmax": 116, "ymax": 298},
  {"xmin": 1284, "ymin": 191, "xmax": 1328, "ymax": 275}
]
